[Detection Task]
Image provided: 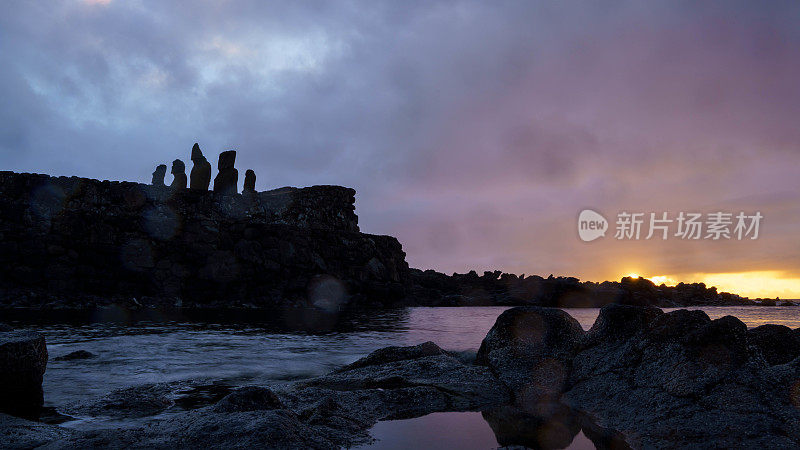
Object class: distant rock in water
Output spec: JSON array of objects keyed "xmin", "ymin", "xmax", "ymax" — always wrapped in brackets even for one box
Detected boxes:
[
  {"xmin": 243, "ymin": 169, "xmax": 256, "ymax": 193},
  {"xmin": 151, "ymin": 164, "xmax": 167, "ymax": 186},
  {"xmin": 189, "ymin": 143, "xmax": 211, "ymax": 191},
  {"xmin": 213, "ymin": 150, "xmax": 238, "ymax": 195},
  {"xmin": 54, "ymin": 350, "xmax": 96, "ymax": 361},
  {"xmin": 0, "ymin": 329, "xmax": 48, "ymax": 419},
  {"xmin": 170, "ymin": 159, "xmax": 187, "ymax": 190}
]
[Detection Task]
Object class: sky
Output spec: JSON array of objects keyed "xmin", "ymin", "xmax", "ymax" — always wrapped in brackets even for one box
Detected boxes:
[{"xmin": 2, "ymin": 0, "xmax": 800, "ymax": 298}]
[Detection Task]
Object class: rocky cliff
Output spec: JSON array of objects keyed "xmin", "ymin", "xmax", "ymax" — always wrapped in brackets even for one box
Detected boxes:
[{"xmin": 0, "ymin": 171, "xmax": 408, "ymax": 309}]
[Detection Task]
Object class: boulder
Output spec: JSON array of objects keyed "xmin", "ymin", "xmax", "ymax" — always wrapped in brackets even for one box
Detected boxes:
[
  {"xmin": 748, "ymin": 324, "xmax": 800, "ymax": 365},
  {"xmin": 0, "ymin": 330, "xmax": 48, "ymax": 419},
  {"xmin": 564, "ymin": 308, "xmax": 800, "ymax": 448},
  {"xmin": 335, "ymin": 341, "xmax": 447, "ymax": 372},
  {"xmin": 213, "ymin": 386, "xmax": 284, "ymax": 413},
  {"xmin": 54, "ymin": 350, "xmax": 95, "ymax": 361},
  {"xmin": 475, "ymin": 306, "xmax": 583, "ymax": 410}
]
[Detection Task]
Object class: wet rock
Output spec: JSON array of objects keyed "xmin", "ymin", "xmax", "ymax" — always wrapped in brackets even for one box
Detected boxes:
[
  {"xmin": 748, "ymin": 324, "xmax": 800, "ymax": 365},
  {"xmin": 0, "ymin": 323, "xmax": 12, "ymax": 332},
  {"xmin": 0, "ymin": 413, "xmax": 75, "ymax": 448},
  {"xmin": 336, "ymin": 341, "xmax": 447, "ymax": 372},
  {"xmin": 189, "ymin": 143, "xmax": 211, "ymax": 191},
  {"xmin": 213, "ymin": 151, "xmax": 238, "ymax": 195},
  {"xmin": 564, "ymin": 306, "xmax": 800, "ymax": 448},
  {"xmin": 476, "ymin": 306, "xmax": 583, "ymax": 410},
  {"xmin": 54, "ymin": 350, "xmax": 96, "ymax": 361},
  {"xmin": 170, "ymin": 159, "xmax": 187, "ymax": 190},
  {"xmin": 0, "ymin": 330, "xmax": 48, "ymax": 419},
  {"xmin": 243, "ymin": 169, "xmax": 256, "ymax": 193},
  {"xmin": 213, "ymin": 386, "xmax": 284, "ymax": 413},
  {"xmin": 63, "ymin": 383, "xmax": 175, "ymax": 418},
  {"xmin": 151, "ymin": 164, "xmax": 167, "ymax": 186}
]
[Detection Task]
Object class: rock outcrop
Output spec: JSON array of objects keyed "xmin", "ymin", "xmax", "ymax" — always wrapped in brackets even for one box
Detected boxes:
[
  {"xmin": 4, "ymin": 342, "xmax": 511, "ymax": 448},
  {"xmin": 476, "ymin": 307, "xmax": 583, "ymax": 411},
  {"xmin": 0, "ymin": 171, "xmax": 407, "ymax": 309},
  {"xmin": 477, "ymin": 304, "xmax": 800, "ymax": 448},
  {"xmin": 0, "ymin": 329, "xmax": 48, "ymax": 419},
  {"xmin": 408, "ymin": 269, "xmax": 758, "ymax": 307}
]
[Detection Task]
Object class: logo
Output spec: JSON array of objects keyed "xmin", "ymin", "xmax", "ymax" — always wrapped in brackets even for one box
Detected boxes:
[{"xmin": 578, "ymin": 209, "xmax": 608, "ymax": 242}]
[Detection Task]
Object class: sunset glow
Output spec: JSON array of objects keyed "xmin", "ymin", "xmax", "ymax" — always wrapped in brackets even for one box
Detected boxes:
[{"xmin": 629, "ymin": 272, "xmax": 800, "ymax": 299}]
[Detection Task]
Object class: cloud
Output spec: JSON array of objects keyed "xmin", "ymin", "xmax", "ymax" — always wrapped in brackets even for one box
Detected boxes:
[{"xmin": 1, "ymin": 0, "xmax": 799, "ymax": 292}]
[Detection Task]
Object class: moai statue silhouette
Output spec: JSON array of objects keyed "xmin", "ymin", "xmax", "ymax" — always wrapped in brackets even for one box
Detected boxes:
[
  {"xmin": 170, "ymin": 159, "xmax": 187, "ymax": 189},
  {"xmin": 243, "ymin": 169, "xmax": 256, "ymax": 193},
  {"xmin": 189, "ymin": 143, "xmax": 211, "ymax": 190},
  {"xmin": 213, "ymin": 150, "xmax": 238, "ymax": 195},
  {"xmin": 151, "ymin": 164, "xmax": 167, "ymax": 186}
]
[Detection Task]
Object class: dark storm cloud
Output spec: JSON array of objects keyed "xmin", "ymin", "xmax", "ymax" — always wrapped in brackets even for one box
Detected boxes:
[{"xmin": 1, "ymin": 0, "xmax": 799, "ymax": 286}]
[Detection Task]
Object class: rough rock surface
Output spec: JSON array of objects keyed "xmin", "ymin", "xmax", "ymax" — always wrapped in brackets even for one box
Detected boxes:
[
  {"xmin": 476, "ymin": 306, "xmax": 584, "ymax": 409},
  {"xmin": 408, "ymin": 269, "xmax": 757, "ymax": 307},
  {"xmin": 563, "ymin": 304, "xmax": 800, "ymax": 448},
  {"xmin": 4, "ymin": 342, "xmax": 511, "ymax": 449},
  {"xmin": 0, "ymin": 171, "xmax": 408, "ymax": 308},
  {"xmin": 0, "ymin": 330, "xmax": 48, "ymax": 419},
  {"xmin": 53, "ymin": 350, "xmax": 95, "ymax": 361}
]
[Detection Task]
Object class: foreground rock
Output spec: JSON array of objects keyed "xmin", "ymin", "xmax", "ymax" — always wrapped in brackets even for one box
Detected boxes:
[
  {"xmin": 477, "ymin": 304, "xmax": 800, "ymax": 448},
  {"xmin": 476, "ymin": 306, "xmax": 583, "ymax": 411},
  {"xmin": 54, "ymin": 350, "xmax": 95, "ymax": 361},
  {"xmin": 0, "ymin": 329, "xmax": 48, "ymax": 419},
  {"xmin": 4, "ymin": 342, "xmax": 510, "ymax": 449}
]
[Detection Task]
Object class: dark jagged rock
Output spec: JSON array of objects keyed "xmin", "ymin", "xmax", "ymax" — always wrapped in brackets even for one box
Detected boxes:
[
  {"xmin": 0, "ymin": 330, "xmax": 48, "ymax": 419},
  {"xmin": 5, "ymin": 343, "xmax": 511, "ymax": 448},
  {"xmin": 0, "ymin": 323, "xmax": 12, "ymax": 332},
  {"xmin": 748, "ymin": 324, "xmax": 800, "ymax": 365},
  {"xmin": 151, "ymin": 164, "xmax": 167, "ymax": 186},
  {"xmin": 170, "ymin": 159, "xmax": 187, "ymax": 190},
  {"xmin": 54, "ymin": 350, "xmax": 95, "ymax": 361},
  {"xmin": 476, "ymin": 306, "xmax": 583, "ymax": 411},
  {"xmin": 62, "ymin": 382, "xmax": 176, "ymax": 419},
  {"xmin": 243, "ymin": 169, "xmax": 256, "ymax": 193},
  {"xmin": 213, "ymin": 150, "xmax": 238, "ymax": 195},
  {"xmin": 407, "ymin": 268, "xmax": 757, "ymax": 307},
  {"xmin": 564, "ymin": 305, "xmax": 800, "ymax": 448},
  {"xmin": 0, "ymin": 171, "xmax": 406, "ymax": 309},
  {"xmin": 189, "ymin": 143, "xmax": 211, "ymax": 191},
  {"xmin": 335, "ymin": 341, "xmax": 447, "ymax": 372},
  {"xmin": 213, "ymin": 386, "xmax": 284, "ymax": 413}
]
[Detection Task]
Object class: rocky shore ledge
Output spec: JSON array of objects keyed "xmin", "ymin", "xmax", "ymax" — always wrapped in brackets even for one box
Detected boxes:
[{"xmin": 4, "ymin": 305, "xmax": 800, "ymax": 448}]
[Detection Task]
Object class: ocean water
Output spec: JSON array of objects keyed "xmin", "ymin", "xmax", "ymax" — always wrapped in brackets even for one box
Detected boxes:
[{"xmin": 8, "ymin": 305, "xmax": 800, "ymax": 447}]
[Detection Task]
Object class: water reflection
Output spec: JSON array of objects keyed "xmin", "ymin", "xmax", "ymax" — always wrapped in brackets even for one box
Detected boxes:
[{"xmin": 359, "ymin": 407, "xmax": 629, "ymax": 450}]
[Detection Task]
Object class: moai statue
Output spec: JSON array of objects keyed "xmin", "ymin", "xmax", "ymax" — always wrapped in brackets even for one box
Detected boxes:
[
  {"xmin": 243, "ymin": 169, "xmax": 256, "ymax": 193},
  {"xmin": 213, "ymin": 150, "xmax": 238, "ymax": 195},
  {"xmin": 189, "ymin": 143, "xmax": 211, "ymax": 190},
  {"xmin": 151, "ymin": 164, "xmax": 167, "ymax": 186},
  {"xmin": 170, "ymin": 159, "xmax": 187, "ymax": 189}
]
